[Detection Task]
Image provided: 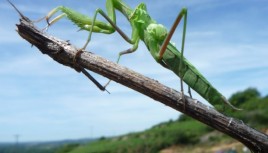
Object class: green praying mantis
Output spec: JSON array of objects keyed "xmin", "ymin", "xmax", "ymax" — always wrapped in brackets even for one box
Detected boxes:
[{"xmin": 8, "ymin": 0, "xmax": 241, "ymax": 111}]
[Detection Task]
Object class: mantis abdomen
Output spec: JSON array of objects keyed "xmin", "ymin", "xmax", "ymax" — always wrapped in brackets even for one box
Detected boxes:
[{"xmin": 162, "ymin": 44, "xmax": 239, "ymax": 110}]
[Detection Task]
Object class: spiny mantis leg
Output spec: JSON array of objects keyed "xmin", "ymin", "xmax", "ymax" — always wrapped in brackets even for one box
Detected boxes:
[
  {"xmin": 44, "ymin": 14, "xmax": 66, "ymax": 31},
  {"xmin": 5, "ymin": 0, "xmax": 108, "ymax": 94},
  {"xmin": 158, "ymin": 8, "xmax": 188, "ymax": 109},
  {"xmin": 42, "ymin": 8, "xmax": 113, "ymax": 32},
  {"xmin": 43, "ymin": 3, "xmax": 139, "ymax": 91},
  {"xmin": 41, "ymin": 8, "xmax": 113, "ymax": 93},
  {"xmin": 34, "ymin": 7, "xmax": 67, "ymax": 31},
  {"xmin": 74, "ymin": 6, "xmax": 140, "ymax": 67}
]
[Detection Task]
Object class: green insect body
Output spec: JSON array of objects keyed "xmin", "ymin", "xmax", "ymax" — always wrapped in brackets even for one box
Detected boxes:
[
  {"xmin": 44, "ymin": 0, "xmax": 240, "ymax": 110},
  {"xmin": 129, "ymin": 4, "xmax": 237, "ymax": 110},
  {"xmin": 162, "ymin": 44, "xmax": 232, "ymax": 109}
]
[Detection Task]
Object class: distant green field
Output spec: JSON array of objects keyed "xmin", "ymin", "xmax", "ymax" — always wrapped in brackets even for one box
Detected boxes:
[
  {"xmin": 62, "ymin": 88, "xmax": 267, "ymax": 153},
  {"xmin": 1, "ymin": 88, "xmax": 265, "ymax": 153}
]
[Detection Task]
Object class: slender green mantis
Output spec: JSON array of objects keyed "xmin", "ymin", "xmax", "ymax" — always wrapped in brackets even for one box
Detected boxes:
[{"xmin": 9, "ymin": 0, "xmax": 241, "ymax": 111}]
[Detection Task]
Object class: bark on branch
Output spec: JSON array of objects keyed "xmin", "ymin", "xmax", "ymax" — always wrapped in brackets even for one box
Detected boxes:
[{"xmin": 16, "ymin": 16, "xmax": 268, "ymax": 152}]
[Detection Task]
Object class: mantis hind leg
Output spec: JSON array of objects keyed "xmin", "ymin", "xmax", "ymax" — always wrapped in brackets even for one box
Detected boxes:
[{"xmin": 158, "ymin": 8, "xmax": 188, "ymax": 110}]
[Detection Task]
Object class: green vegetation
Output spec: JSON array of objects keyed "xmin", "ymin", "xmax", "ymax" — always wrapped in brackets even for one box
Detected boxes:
[
  {"xmin": 226, "ymin": 88, "xmax": 268, "ymax": 128},
  {"xmin": 69, "ymin": 119, "xmax": 211, "ymax": 153},
  {"xmin": 65, "ymin": 87, "xmax": 268, "ymax": 153},
  {"xmin": 55, "ymin": 144, "xmax": 80, "ymax": 153},
  {"xmin": 1, "ymin": 88, "xmax": 267, "ymax": 153}
]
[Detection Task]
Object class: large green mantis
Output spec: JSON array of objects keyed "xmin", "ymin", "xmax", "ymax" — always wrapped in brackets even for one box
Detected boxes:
[{"xmin": 12, "ymin": 0, "xmax": 242, "ymax": 111}]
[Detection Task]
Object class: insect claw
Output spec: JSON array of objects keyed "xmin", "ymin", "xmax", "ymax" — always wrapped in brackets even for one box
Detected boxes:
[
  {"xmin": 46, "ymin": 17, "xmax": 50, "ymax": 25},
  {"xmin": 178, "ymin": 92, "xmax": 186, "ymax": 111}
]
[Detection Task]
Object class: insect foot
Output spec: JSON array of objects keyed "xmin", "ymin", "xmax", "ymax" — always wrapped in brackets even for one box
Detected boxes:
[
  {"xmin": 178, "ymin": 92, "xmax": 186, "ymax": 112},
  {"xmin": 73, "ymin": 49, "xmax": 84, "ymax": 64}
]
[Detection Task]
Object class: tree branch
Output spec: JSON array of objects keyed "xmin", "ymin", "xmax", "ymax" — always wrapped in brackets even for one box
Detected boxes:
[{"xmin": 16, "ymin": 17, "xmax": 268, "ymax": 152}]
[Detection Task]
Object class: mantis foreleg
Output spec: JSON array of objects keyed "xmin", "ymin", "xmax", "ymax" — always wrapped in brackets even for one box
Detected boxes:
[{"xmin": 44, "ymin": 1, "xmax": 140, "ymax": 89}]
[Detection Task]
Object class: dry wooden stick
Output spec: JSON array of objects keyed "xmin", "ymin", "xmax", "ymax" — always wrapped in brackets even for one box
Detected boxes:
[{"xmin": 15, "ymin": 15, "xmax": 268, "ymax": 152}]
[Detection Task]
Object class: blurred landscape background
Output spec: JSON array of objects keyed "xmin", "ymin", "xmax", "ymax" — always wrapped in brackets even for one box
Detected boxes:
[{"xmin": 1, "ymin": 88, "xmax": 267, "ymax": 153}]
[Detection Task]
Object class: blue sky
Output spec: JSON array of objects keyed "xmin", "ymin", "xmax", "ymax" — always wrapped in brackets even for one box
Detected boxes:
[{"xmin": 0, "ymin": 0, "xmax": 268, "ymax": 142}]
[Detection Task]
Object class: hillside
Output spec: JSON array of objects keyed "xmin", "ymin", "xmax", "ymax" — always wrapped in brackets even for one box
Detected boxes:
[
  {"xmin": 1, "ymin": 88, "xmax": 266, "ymax": 153},
  {"xmin": 57, "ymin": 88, "xmax": 268, "ymax": 153}
]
